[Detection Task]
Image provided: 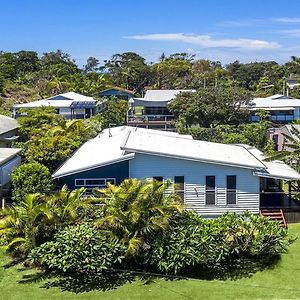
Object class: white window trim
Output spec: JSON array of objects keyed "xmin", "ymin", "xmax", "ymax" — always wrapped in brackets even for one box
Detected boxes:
[{"xmin": 75, "ymin": 178, "xmax": 116, "ymax": 187}]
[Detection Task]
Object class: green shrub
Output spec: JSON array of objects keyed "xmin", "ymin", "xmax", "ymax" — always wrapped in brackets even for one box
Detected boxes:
[
  {"xmin": 11, "ymin": 162, "xmax": 53, "ymax": 203},
  {"xmin": 29, "ymin": 223, "xmax": 126, "ymax": 275},
  {"xmin": 142, "ymin": 212, "xmax": 291, "ymax": 275}
]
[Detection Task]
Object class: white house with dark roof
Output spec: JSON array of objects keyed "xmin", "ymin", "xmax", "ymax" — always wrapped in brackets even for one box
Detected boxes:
[
  {"xmin": 127, "ymin": 89, "xmax": 195, "ymax": 130},
  {"xmin": 249, "ymin": 94, "xmax": 300, "ymax": 123},
  {"xmin": 13, "ymin": 92, "xmax": 97, "ymax": 120},
  {"xmin": 53, "ymin": 126, "xmax": 300, "ymax": 217}
]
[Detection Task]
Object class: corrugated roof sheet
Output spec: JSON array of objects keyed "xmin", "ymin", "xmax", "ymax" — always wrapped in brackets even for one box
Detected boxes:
[
  {"xmin": 122, "ymin": 131, "xmax": 266, "ymax": 169},
  {"xmin": 14, "ymin": 92, "xmax": 96, "ymax": 109},
  {"xmin": 53, "ymin": 126, "xmax": 300, "ymax": 180},
  {"xmin": 143, "ymin": 89, "xmax": 195, "ymax": 101},
  {"xmin": 251, "ymin": 94, "xmax": 300, "ymax": 109},
  {"xmin": 0, "ymin": 115, "xmax": 19, "ymax": 135},
  {"xmin": 53, "ymin": 126, "xmax": 192, "ymax": 178},
  {"xmin": 0, "ymin": 148, "xmax": 21, "ymax": 165}
]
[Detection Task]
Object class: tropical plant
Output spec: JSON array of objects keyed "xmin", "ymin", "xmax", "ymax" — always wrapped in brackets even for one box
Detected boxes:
[
  {"xmin": 93, "ymin": 179, "xmax": 183, "ymax": 256},
  {"xmin": 0, "ymin": 193, "xmax": 52, "ymax": 255},
  {"xmin": 11, "ymin": 162, "xmax": 53, "ymax": 203},
  {"xmin": 30, "ymin": 223, "xmax": 126, "ymax": 275},
  {"xmin": 0, "ymin": 186, "xmax": 87, "ymax": 257},
  {"xmin": 142, "ymin": 211, "xmax": 291, "ymax": 275},
  {"xmin": 24, "ymin": 119, "xmax": 91, "ymax": 171},
  {"xmin": 45, "ymin": 186, "xmax": 87, "ymax": 227}
]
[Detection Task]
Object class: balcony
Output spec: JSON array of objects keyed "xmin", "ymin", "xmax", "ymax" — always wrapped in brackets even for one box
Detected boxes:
[
  {"xmin": 127, "ymin": 114, "xmax": 175, "ymax": 130},
  {"xmin": 250, "ymin": 114, "xmax": 294, "ymax": 123}
]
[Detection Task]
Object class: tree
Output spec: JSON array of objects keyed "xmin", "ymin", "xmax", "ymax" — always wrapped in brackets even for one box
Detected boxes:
[
  {"xmin": 24, "ymin": 134, "xmax": 71, "ymax": 171},
  {"xmin": 0, "ymin": 193, "xmax": 52, "ymax": 255},
  {"xmin": 15, "ymin": 51, "xmax": 40, "ymax": 75},
  {"xmin": 104, "ymin": 52, "xmax": 151, "ymax": 93},
  {"xmin": 100, "ymin": 98, "xmax": 128, "ymax": 127},
  {"xmin": 93, "ymin": 179, "xmax": 183, "ymax": 256},
  {"xmin": 17, "ymin": 107, "xmax": 65, "ymax": 141},
  {"xmin": 11, "ymin": 162, "xmax": 53, "ymax": 203},
  {"xmin": 169, "ymin": 87, "xmax": 252, "ymax": 127},
  {"xmin": 152, "ymin": 56, "xmax": 192, "ymax": 89},
  {"xmin": 0, "ymin": 186, "xmax": 86, "ymax": 257},
  {"xmin": 84, "ymin": 56, "xmax": 99, "ymax": 73},
  {"xmin": 45, "ymin": 186, "xmax": 86, "ymax": 227}
]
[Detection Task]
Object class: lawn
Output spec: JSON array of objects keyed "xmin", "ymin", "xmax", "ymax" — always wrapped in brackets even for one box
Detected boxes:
[{"xmin": 1, "ymin": 224, "xmax": 300, "ymax": 300}]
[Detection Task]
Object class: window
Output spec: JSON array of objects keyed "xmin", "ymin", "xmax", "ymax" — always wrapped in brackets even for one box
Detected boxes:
[
  {"xmin": 206, "ymin": 176, "xmax": 216, "ymax": 205},
  {"xmin": 226, "ymin": 175, "xmax": 237, "ymax": 205},
  {"xmin": 86, "ymin": 179, "xmax": 105, "ymax": 186},
  {"xmin": 75, "ymin": 178, "xmax": 116, "ymax": 188},
  {"xmin": 272, "ymin": 134, "xmax": 279, "ymax": 151},
  {"xmin": 153, "ymin": 176, "xmax": 163, "ymax": 182},
  {"xmin": 174, "ymin": 176, "xmax": 184, "ymax": 201},
  {"xmin": 75, "ymin": 179, "xmax": 84, "ymax": 186}
]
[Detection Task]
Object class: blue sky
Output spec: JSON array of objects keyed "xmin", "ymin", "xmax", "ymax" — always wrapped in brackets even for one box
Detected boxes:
[{"xmin": 1, "ymin": 0, "xmax": 300, "ymax": 66}]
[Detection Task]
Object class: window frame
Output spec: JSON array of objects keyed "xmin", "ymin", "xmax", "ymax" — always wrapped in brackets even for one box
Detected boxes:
[
  {"xmin": 205, "ymin": 176, "xmax": 216, "ymax": 205},
  {"xmin": 226, "ymin": 175, "xmax": 237, "ymax": 205},
  {"xmin": 75, "ymin": 178, "xmax": 116, "ymax": 187},
  {"xmin": 174, "ymin": 176, "xmax": 185, "ymax": 202},
  {"xmin": 153, "ymin": 176, "xmax": 164, "ymax": 182}
]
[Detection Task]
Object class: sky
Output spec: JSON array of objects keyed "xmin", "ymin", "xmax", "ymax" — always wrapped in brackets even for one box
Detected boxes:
[{"xmin": 1, "ymin": 0, "xmax": 300, "ymax": 66}]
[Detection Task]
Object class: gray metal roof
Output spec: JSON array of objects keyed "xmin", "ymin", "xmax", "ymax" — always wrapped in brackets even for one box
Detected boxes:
[
  {"xmin": 0, "ymin": 148, "xmax": 21, "ymax": 165},
  {"xmin": 0, "ymin": 115, "xmax": 19, "ymax": 136}
]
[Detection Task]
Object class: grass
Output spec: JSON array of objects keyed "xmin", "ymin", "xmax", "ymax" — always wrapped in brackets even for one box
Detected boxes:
[{"xmin": 2, "ymin": 225, "xmax": 300, "ymax": 300}]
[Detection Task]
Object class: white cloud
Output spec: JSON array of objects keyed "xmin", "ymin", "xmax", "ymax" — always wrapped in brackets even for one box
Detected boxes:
[
  {"xmin": 273, "ymin": 17, "xmax": 300, "ymax": 23},
  {"xmin": 125, "ymin": 33, "xmax": 280, "ymax": 50},
  {"xmin": 278, "ymin": 29, "xmax": 300, "ymax": 37}
]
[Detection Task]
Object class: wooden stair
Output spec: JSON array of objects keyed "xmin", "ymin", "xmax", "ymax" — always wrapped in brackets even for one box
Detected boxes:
[{"xmin": 260, "ymin": 209, "xmax": 288, "ymax": 228}]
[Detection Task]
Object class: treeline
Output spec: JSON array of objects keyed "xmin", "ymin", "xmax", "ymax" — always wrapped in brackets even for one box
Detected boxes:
[{"xmin": 1, "ymin": 50, "xmax": 300, "ymax": 106}]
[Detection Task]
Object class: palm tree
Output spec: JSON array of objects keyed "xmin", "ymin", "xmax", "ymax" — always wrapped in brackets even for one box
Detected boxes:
[
  {"xmin": 46, "ymin": 185, "xmax": 87, "ymax": 225},
  {"xmin": 93, "ymin": 179, "xmax": 183, "ymax": 256},
  {"xmin": 47, "ymin": 119, "xmax": 90, "ymax": 138},
  {"xmin": 0, "ymin": 186, "xmax": 86, "ymax": 256},
  {"xmin": 0, "ymin": 193, "xmax": 53, "ymax": 254}
]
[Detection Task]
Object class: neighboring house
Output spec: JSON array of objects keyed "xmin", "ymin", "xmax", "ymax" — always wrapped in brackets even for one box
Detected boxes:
[
  {"xmin": 0, "ymin": 148, "xmax": 22, "ymax": 196},
  {"xmin": 268, "ymin": 124, "xmax": 300, "ymax": 151},
  {"xmin": 249, "ymin": 94, "xmax": 300, "ymax": 123},
  {"xmin": 53, "ymin": 126, "xmax": 300, "ymax": 217},
  {"xmin": 0, "ymin": 115, "xmax": 19, "ymax": 147},
  {"xmin": 13, "ymin": 92, "xmax": 97, "ymax": 120},
  {"xmin": 99, "ymin": 87, "xmax": 135, "ymax": 100},
  {"xmin": 127, "ymin": 89, "xmax": 195, "ymax": 130}
]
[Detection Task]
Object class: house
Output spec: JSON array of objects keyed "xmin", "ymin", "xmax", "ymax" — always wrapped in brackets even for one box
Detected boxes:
[
  {"xmin": 99, "ymin": 87, "xmax": 135, "ymax": 100},
  {"xmin": 249, "ymin": 94, "xmax": 300, "ymax": 123},
  {"xmin": 127, "ymin": 89, "xmax": 195, "ymax": 130},
  {"xmin": 53, "ymin": 126, "xmax": 300, "ymax": 217},
  {"xmin": 268, "ymin": 124, "xmax": 300, "ymax": 151},
  {"xmin": 0, "ymin": 115, "xmax": 19, "ymax": 147},
  {"xmin": 13, "ymin": 92, "xmax": 97, "ymax": 120},
  {"xmin": 0, "ymin": 148, "xmax": 22, "ymax": 196}
]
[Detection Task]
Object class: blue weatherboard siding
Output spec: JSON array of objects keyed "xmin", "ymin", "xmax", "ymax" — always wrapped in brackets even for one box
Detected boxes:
[{"xmin": 57, "ymin": 160, "xmax": 129, "ymax": 189}]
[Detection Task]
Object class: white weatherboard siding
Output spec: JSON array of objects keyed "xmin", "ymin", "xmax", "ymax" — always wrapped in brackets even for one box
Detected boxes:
[
  {"xmin": 1, "ymin": 156, "xmax": 21, "ymax": 186},
  {"xmin": 129, "ymin": 153, "xmax": 260, "ymax": 216}
]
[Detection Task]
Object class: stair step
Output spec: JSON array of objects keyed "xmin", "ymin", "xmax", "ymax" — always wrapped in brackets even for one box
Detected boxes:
[{"xmin": 260, "ymin": 209, "xmax": 287, "ymax": 228}]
